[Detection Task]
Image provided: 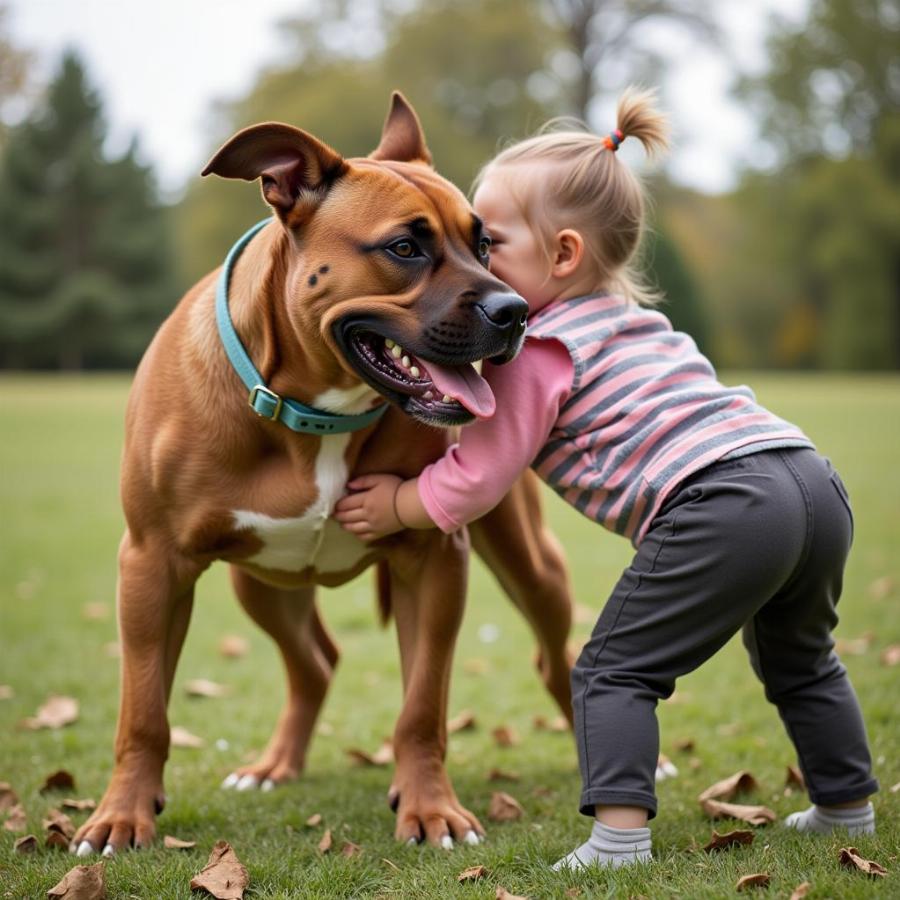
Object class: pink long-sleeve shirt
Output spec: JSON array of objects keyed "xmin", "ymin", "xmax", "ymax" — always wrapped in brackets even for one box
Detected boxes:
[
  {"xmin": 418, "ymin": 338, "xmax": 574, "ymax": 532},
  {"xmin": 417, "ymin": 294, "xmax": 813, "ymax": 545}
]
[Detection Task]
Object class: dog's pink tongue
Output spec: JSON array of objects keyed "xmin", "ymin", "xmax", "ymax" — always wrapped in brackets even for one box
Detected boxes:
[{"xmin": 426, "ymin": 362, "xmax": 496, "ymax": 419}]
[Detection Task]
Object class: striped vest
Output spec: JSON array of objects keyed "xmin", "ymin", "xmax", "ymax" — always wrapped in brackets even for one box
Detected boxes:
[{"xmin": 528, "ymin": 294, "xmax": 814, "ymax": 545}]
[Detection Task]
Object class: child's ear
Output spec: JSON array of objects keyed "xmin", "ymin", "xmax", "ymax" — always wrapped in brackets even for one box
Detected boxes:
[{"xmin": 552, "ymin": 229, "xmax": 585, "ymax": 278}]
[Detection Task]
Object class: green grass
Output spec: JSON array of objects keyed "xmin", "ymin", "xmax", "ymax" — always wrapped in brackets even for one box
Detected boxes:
[{"xmin": 1, "ymin": 372, "xmax": 898, "ymax": 899}]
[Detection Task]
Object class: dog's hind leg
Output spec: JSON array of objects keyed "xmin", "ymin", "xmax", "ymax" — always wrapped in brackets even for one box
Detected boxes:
[
  {"xmin": 471, "ymin": 471, "xmax": 575, "ymax": 725},
  {"xmin": 221, "ymin": 568, "xmax": 337, "ymax": 791}
]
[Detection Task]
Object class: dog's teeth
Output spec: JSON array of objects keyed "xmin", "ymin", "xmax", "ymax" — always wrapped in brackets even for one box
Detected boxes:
[
  {"xmin": 76, "ymin": 840, "xmax": 94, "ymax": 857},
  {"xmin": 442, "ymin": 395, "xmax": 451, "ymax": 403},
  {"xmin": 221, "ymin": 773, "xmax": 239, "ymax": 790},
  {"xmin": 401, "ymin": 355, "xmax": 410, "ymax": 368},
  {"xmin": 102, "ymin": 844, "xmax": 115, "ymax": 857},
  {"xmin": 440, "ymin": 834, "xmax": 453, "ymax": 850},
  {"xmin": 391, "ymin": 345, "xmax": 402, "ymax": 358},
  {"xmin": 464, "ymin": 830, "xmax": 480, "ymax": 845},
  {"xmin": 409, "ymin": 366, "xmax": 420, "ymax": 377},
  {"xmin": 423, "ymin": 391, "xmax": 433, "ymax": 400},
  {"xmin": 385, "ymin": 339, "xmax": 395, "ymax": 349}
]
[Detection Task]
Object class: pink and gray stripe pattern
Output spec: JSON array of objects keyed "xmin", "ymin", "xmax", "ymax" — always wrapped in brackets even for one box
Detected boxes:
[{"xmin": 528, "ymin": 294, "xmax": 814, "ymax": 545}]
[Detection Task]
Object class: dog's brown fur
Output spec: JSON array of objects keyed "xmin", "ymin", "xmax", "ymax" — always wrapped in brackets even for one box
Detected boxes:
[{"xmin": 72, "ymin": 95, "xmax": 573, "ymax": 854}]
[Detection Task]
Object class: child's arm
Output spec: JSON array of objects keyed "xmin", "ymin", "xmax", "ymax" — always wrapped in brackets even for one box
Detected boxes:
[{"xmin": 334, "ymin": 338, "xmax": 573, "ymax": 541}]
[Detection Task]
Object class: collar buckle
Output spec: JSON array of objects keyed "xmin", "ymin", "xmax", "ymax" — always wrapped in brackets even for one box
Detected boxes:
[{"xmin": 248, "ymin": 384, "xmax": 283, "ymax": 422}]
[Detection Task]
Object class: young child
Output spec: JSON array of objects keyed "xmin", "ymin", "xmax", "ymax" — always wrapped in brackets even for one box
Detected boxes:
[{"xmin": 334, "ymin": 88, "xmax": 877, "ymax": 868}]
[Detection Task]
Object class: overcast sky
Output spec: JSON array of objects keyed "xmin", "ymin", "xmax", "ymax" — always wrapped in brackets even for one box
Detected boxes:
[{"xmin": 7, "ymin": 0, "xmax": 808, "ymax": 198}]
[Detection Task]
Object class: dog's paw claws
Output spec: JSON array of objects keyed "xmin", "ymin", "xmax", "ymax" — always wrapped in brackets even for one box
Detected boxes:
[
  {"xmin": 655, "ymin": 761, "xmax": 678, "ymax": 781},
  {"xmin": 102, "ymin": 844, "xmax": 115, "ymax": 858},
  {"xmin": 406, "ymin": 837, "xmax": 419, "ymax": 847},
  {"xmin": 221, "ymin": 773, "xmax": 240, "ymax": 790},
  {"xmin": 261, "ymin": 778, "xmax": 275, "ymax": 792},
  {"xmin": 235, "ymin": 774, "xmax": 259, "ymax": 792},
  {"xmin": 440, "ymin": 834, "xmax": 453, "ymax": 850},
  {"xmin": 464, "ymin": 830, "xmax": 480, "ymax": 846},
  {"xmin": 75, "ymin": 840, "xmax": 95, "ymax": 857}
]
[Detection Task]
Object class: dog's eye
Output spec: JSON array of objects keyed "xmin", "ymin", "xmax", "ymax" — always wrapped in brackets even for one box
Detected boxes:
[
  {"xmin": 387, "ymin": 239, "xmax": 422, "ymax": 260},
  {"xmin": 478, "ymin": 237, "xmax": 492, "ymax": 260}
]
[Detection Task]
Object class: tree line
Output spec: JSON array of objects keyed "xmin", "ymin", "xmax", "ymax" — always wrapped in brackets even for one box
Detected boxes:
[{"xmin": 0, "ymin": 0, "xmax": 896, "ymax": 371}]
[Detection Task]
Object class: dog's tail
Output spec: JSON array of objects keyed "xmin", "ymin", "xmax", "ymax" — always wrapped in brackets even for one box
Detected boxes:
[{"xmin": 375, "ymin": 560, "xmax": 393, "ymax": 627}]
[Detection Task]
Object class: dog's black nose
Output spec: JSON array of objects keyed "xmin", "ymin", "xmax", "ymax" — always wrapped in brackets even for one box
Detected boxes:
[{"xmin": 477, "ymin": 292, "xmax": 528, "ymax": 332}]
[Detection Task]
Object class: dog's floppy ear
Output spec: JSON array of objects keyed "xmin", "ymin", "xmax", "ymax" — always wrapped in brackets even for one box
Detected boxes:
[
  {"xmin": 202, "ymin": 123, "xmax": 347, "ymax": 226},
  {"xmin": 370, "ymin": 92, "xmax": 432, "ymax": 165}
]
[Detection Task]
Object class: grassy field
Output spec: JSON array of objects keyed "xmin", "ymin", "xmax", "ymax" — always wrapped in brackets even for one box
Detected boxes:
[{"xmin": 1, "ymin": 373, "xmax": 898, "ymax": 899}]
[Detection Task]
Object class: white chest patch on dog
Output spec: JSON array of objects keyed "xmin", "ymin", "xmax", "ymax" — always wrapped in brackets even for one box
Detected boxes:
[{"xmin": 232, "ymin": 424, "xmax": 368, "ymax": 574}]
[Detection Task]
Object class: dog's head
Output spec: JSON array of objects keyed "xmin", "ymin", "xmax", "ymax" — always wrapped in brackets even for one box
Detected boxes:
[{"xmin": 202, "ymin": 93, "xmax": 527, "ymax": 427}]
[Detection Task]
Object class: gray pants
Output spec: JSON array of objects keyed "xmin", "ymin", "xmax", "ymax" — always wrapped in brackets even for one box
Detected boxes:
[{"xmin": 572, "ymin": 448, "xmax": 878, "ymax": 818}]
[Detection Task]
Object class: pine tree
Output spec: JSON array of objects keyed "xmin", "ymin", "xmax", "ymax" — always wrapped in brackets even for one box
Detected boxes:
[{"xmin": 0, "ymin": 50, "xmax": 175, "ymax": 369}]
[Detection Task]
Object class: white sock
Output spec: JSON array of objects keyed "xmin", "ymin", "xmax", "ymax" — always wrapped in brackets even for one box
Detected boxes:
[
  {"xmin": 784, "ymin": 802, "xmax": 875, "ymax": 836},
  {"xmin": 552, "ymin": 821, "xmax": 652, "ymax": 871}
]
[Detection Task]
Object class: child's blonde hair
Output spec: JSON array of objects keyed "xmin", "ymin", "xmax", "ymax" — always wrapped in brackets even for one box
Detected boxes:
[{"xmin": 474, "ymin": 87, "xmax": 670, "ymax": 306}]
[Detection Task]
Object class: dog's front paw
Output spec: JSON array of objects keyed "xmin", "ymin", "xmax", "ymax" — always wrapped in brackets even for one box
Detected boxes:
[
  {"xmin": 391, "ymin": 773, "xmax": 484, "ymax": 848},
  {"xmin": 70, "ymin": 777, "xmax": 163, "ymax": 856}
]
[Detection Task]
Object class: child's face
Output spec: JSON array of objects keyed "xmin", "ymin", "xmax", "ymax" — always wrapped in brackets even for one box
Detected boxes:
[{"xmin": 472, "ymin": 170, "xmax": 557, "ymax": 314}]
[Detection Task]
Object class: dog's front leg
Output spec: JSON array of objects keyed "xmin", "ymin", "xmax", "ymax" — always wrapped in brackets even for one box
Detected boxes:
[
  {"xmin": 71, "ymin": 532, "xmax": 199, "ymax": 856},
  {"xmin": 387, "ymin": 531, "xmax": 484, "ymax": 848}
]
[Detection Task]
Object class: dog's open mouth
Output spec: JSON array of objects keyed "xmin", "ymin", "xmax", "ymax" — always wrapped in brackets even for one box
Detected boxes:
[{"xmin": 346, "ymin": 331, "xmax": 495, "ymax": 425}]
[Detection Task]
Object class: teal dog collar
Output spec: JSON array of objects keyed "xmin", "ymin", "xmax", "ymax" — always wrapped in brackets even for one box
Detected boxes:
[{"xmin": 215, "ymin": 220, "xmax": 388, "ymax": 435}]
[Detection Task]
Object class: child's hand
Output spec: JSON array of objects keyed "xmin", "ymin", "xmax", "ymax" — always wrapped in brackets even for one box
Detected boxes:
[{"xmin": 334, "ymin": 474, "xmax": 404, "ymax": 542}]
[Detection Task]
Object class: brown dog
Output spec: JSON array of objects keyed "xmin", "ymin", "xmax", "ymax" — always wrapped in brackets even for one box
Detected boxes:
[{"xmin": 71, "ymin": 94, "xmax": 573, "ymax": 857}]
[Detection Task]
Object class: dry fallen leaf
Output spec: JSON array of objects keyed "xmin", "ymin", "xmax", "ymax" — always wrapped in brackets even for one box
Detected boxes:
[
  {"xmin": 318, "ymin": 829, "xmax": 333, "ymax": 853},
  {"xmin": 4, "ymin": 803, "xmax": 27, "ymax": 832},
  {"xmin": 736, "ymin": 873, "xmax": 770, "ymax": 891},
  {"xmin": 673, "ymin": 737, "xmax": 695, "ymax": 752},
  {"xmin": 457, "ymin": 865, "xmax": 488, "ymax": 882},
  {"xmin": 190, "ymin": 841, "xmax": 249, "ymax": 899},
  {"xmin": 789, "ymin": 882, "xmax": 811, "ymax": 900},
  {"xmin": 14, "ymin": 833, "xmax": 38, "ymax": 853},
  {"xmin": 838, "ymin": 846, "xmax": 888, "ymax": 878},
  {"xmin": 492, "ymin": 725, "xmax": 520, "ymax": 748},
  {"xmin": 785, "ymin": 765, "xmax": 805, "ymax": 789},
  {"xmin": 185, "ymin": 679, "xmax": 229, "ymax": 698},
  {"xmin": 164, "ymin": 835, "xmax": 197, "ymax": 849},
  {"xmin": 22, "ymin": 695, "xmax": 79, "ymax": 730},
  {"xmin": 218, "ymin": 635, "xmax": 249, "ymax": 659},
  {"xmin": 47, "ymin": 862, "xmax": 106, "ymax": 899},
  {"xmin": 0, "ymin": 684, "xmax": 13, "ymax": 700},
  {"xmin": 703, "ymin": 829, "xmax": 755, "ymax": 852},
  {"xmin": 700, "ymin": 799, "xmax": 776, "ymax": 826},
  {"xmin": 44, "ymin": 808, "xmax": 76, "ymax": 839},
  {"xmin": 880, "ymin": 645, "xmax": 900, "ymax": 667},
  {"xmin": 835, "ymin": 633, "xmax": 874, "ymax": 656},
  {"xmin": 346, "ymin": 739, "xmax": 393, "ymax": 767},
  {"xmin": 488, "ymin": 791, "xmax": 524, "ymax": 822},
  {"xmin": 341, "ymin": 841, "xmax": 362, "ymax": 858},
  {"xmin": 463, "ymin": 658, "xmax": 490, "ymax": 675},
  {"xmin": 0, "ymin": 781, "xmax": 19, "ymax": 811},
  {"xmin": 305, "ymin": 813, "xmax": 322, "ymax": 827},
  {"xmin": 448, "ymin": 710, "xmax": 477, "ymax": 733},
  {"xmin": 487, "ymin": 768, "xmax": 520, "ymax": 782},
  {"xmin": 699, "ymin": 771, "xmax": 758, "ymax": 803},
  {"xmin": 61, "ymin": 798, "xmax": 96, "ymax": 812},
  {"xmin": 81, "ymin": 602, "xmax": 110, "ymax": 621},
  {"xmin": 868, "ymin": 575, "xmax": 895, "ymax": 600},
  {"xmin": 41, "ymin": 770, "xmax": 76, "ymax": 793},
  {"xmin": 171, "ymin": 726, "xmax": 205, "ymax": 749},
  {"xmin": 496, "ymin": 888, "xmax": 528, "ymax": 900},
  {"xmin": 689, "ymin": 757, "xmax": 703, "ymax": 771}
]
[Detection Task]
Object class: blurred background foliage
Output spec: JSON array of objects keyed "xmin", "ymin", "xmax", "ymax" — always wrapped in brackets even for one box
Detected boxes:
[{"xmin": 0, "ymin": 0, "xmax": 897, "ymax": 370}]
